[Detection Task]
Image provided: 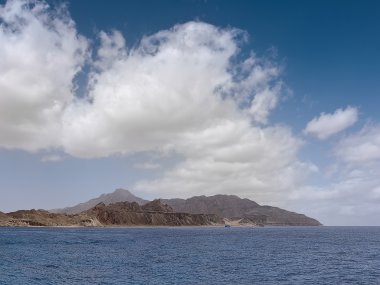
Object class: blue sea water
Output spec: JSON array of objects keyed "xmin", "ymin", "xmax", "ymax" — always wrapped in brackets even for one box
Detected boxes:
[{"xmin": 0, "ymin": 227, "xmax": 379, "ymax": 284}]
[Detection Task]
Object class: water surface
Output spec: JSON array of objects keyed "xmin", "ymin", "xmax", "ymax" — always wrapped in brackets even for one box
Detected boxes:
[{"xmin": 1, "ymin": 227, "xmax": 379, "ymax": 284}]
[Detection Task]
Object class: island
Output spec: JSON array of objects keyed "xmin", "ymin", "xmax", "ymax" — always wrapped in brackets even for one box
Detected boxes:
[{"xmin": 0, "ymin": 189, "xmax": 321, "ymax": 227}]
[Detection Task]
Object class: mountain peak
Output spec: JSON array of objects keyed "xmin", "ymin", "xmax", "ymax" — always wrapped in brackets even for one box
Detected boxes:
[
  {"xmin": 113, "ymin": 188, "xmax": 132, "ymax": 194},
  {"xmin": 51, "ymin": 188, "xmax": 148, "ymax": 214}
]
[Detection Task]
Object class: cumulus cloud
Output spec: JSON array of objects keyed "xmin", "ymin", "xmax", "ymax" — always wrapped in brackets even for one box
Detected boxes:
[
  {"xmin": 0, "ymin": 0, "xmax": 312, "ymax": 209},
  {"xmin": 249, "ymin": 84, "xmax": 282, "ymax": 124},
  {"xmin": 304, "ymin": 106, "xmax": 358, "ymax": 140},
  {"xmin": 0, "ymin": 0, "xmax": 88, "ymax": 151},
  {"xmin": 61, "ymin": 22, "xmax": 241, "ymax": 157},
  {"xmin": 58, "ymin": 19, "xmax": 306, "ymax": 203},
  {"xmin": 61, "ymin": 21, "xmax": 284, "ymax": 158}
]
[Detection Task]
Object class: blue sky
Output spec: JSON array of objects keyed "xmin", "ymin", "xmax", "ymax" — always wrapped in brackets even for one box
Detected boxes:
[{"xmin": 0, "ymin": 0, "xmax": 379, "ymax": 225}]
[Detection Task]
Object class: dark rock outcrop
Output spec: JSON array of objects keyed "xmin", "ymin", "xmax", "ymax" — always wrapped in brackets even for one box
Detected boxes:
[{"xmin": 141, "ymin": 199, "xmax": 174, "ymax": 213}]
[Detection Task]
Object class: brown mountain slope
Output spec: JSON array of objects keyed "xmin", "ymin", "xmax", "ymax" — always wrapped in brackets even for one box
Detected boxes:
[
  {"xmin": 86, "ymin": 200, "xmax": 222, "ymax": 226},
  {"xmin": 162, "ymin": 195, "xmax": 259, "ymax": 218},
  {"xmin": 243, "ymin": 205, "xmax": 321, "ymax": 226},
  {"xmin": 2, "ymin": 209, "xmax": 100, "ymax": 227},
  {"xmin": 0, "ymin": 200, "xmax": 221, "ymax": 227},
  {"xmin": 163, "ymin": 195, "xmax": 321, "ymax": 226},
  {"xmin": 51, "ymin": 188, "xmax": 148, "ymax": 214},
  {"xmin": 0, "ymin": 211, "xmax": 8, "ymax": 221}
]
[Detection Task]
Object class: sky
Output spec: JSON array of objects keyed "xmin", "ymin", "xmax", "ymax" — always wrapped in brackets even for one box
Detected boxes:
[{"xmin": 0, "ymin": 0, "xmax": 380, "ymax": 225}]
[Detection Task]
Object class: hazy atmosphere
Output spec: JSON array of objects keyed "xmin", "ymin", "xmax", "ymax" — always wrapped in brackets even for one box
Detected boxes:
[{"xmin": 1, "ymin": 0, "xmax": 380, "ymax": 225}]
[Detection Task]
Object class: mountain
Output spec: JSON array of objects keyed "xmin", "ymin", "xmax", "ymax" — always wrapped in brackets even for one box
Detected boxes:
[
  {"xmin": 163, "ymin": 195, "xmax": 321, "ymax": 226},
  {"xmin": 0, "ymin": 200, "xmax": 221, "ymax": 227},
  {"xmin": 51, "ymin": 188, "xmax": 148, "ymax": 214},
  {"xmin": 48, "ymin": 189, "xmax": 321, "ymax": 226},
  {"xmin": 162, "ymin": 195, "xmax": 260, "ymax": 218},
  {"xmin": 86, "ymin": 200, "xmax": 221, "ymax": 226}
]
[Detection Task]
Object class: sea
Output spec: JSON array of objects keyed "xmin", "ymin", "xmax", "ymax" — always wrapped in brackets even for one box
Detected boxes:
[{"xmin": 0, "ymin": 227, "xmax": 379, "ymax": 284}]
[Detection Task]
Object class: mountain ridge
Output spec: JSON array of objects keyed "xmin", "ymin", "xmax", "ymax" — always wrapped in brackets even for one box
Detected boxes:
[
  {"xmin": 49, "ymin": 189, "xmax": 321, "ymax": 226},
  {"xmin": 86, "ymin": 200, "xmax": 221, "ymax": 226},
  {"xmin": 162, "ymin": 195, "xmax": 321, "ymax": 226},
  {"xmin": 0, "ymin": 200, "xmax": 221, "ymax": 227}
]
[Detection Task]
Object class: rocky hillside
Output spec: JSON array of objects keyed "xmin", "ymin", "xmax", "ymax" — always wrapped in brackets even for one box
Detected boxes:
[
  {"xmin": 0, "ymin": 200, "xmax": 221, "ymax": 227},
  {"xmin": 0, "ymin": 209, "xmax": 100, "ymax": 227},
  {"xmin": 162, "ymin": 195, "xmax": 260, "ymax": 218},
  {"xmin": 163, "ymin": 195, "xmax": 321, "ymax": 226},
  {"xmin": 0, "ymin": 211, "xmax": 8, "ymax": 221},
  {"xmin": 87, "ymin": 200, "xmax": 221, "ymax": 226},
  {"xmin": 241, "ymin": 205, "xmax": 321, "ymax": 226},
  {"xmin": 2, "ymin": 190, "xmax": 321, "ymax": 227},
  {"xmin": 51, "ymin": 188, "xmax": 148, "ymax": 214}
]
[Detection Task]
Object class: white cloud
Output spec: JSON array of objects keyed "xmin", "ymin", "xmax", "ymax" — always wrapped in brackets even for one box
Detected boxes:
[
  {"xmin": 57, "ymin": 20, "xmax": 307, "ymax": 204},
  {"xmin": 289, "ymin": 163, "xmax": 380, "ymax": 225},
  {"xmin": 61, "ymin": 21, "xmax": 284, "ymax": 158},
  {"xmin": 0, "ymin": 0, "xmax": 332, "ymax": 219},
  {"xmin": 335, "ymin": 124, "xmax": 380, "ymax": 163},
  {"xmin": 304, "ymin": 106, "xmax": 358, "ymax": 139},
  {"xmin": 62, "ymin": 22, "xmax": 236, "ymax": 157},
  {"xmin": 249, "ymin": 84, "xmax": 282, "ymax": 124},
  {"xmin": 41, "ymin": 154, "xmax": 63, "ymax": 162},
  {"xmin": 289, "ymin": 123, "xmax": 380, "ymax": 225},
  {"xmin": 0, "ymin": 0, "xmax": 88, "ymax": 151},
  {"xmin": 135, "ymin": 120, "xmax": 315, "ymax": 205},
  {"xmin": 134, "ymin": 162, "xmax": 161, "ymax": 169}
]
